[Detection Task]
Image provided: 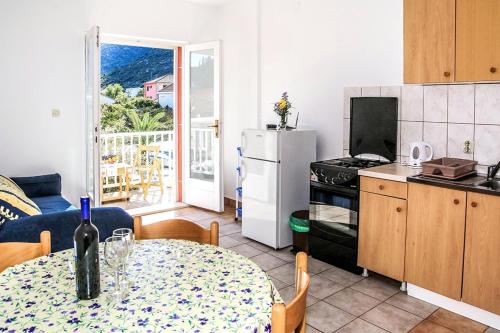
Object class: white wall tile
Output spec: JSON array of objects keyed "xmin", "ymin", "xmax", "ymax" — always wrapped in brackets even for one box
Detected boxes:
[
  {"xmin": 344, "ymin": 87, "xmax": 361, "ymax": 119},
  {"xmin": 397, "ymin": 121, "xmax": 401, "ymax": 156},
  {"xmin": 475, "ymin": 84, "xmax": 500, "ymax": 125},
  {"xmin": 343, "ymin": 149, "xmax": 350, "ymax": 158},
  {"xmin": 476, "ymin": 165, "xmax": 488, "ymax": 176},
  {"xmin": 424, "ymin": 85, "xmax": 448, "ymax": 122},
  {"xmin": 361, "ymin": 86, "xmax": 381, "ymax": 97},
  {"xmin": 424, "ymin": 122, "xmax": 447, "ymax": 159},
  {"xmin": 402, "ymin": 85, "xmax": 424, "ymax": 121},
  {"xmin": 447, "ymin": 123, "xmax": 474, "ymax": 159},
  {"xmin": 381, "ymin": 86, "xmax": 402, "ymax": 120},
  {"xmin": 448, "ymin": 85, "xmax": 474, "ymax": 124},
  {"xmin": 401, "ymin": 121, "xmax": 423, "ymax": 156},
  {"xmin": 474, "ymin": 125, "xmax": 500, "ymax": 165},
  {"xmin": 343, "ymin": 118, "xmax": 350, "ymax": 150}
]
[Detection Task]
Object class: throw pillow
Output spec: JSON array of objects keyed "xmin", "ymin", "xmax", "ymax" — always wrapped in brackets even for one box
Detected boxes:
[{"xmin": 0, "ymin": 175, "xmax": 42, "ymax": 227}]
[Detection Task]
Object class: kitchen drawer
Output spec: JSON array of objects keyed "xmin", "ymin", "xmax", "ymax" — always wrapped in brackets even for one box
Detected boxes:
[{"xmin": 360, "ymin": 176, "xmax": 407, "ymax": 199}]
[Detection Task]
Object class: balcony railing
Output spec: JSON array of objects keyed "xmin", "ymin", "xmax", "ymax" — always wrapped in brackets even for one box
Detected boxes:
[
  {"xmin": 99, "ymin": 129, "xmax": 215, "ymax": 195},
  {"xmin": 100, "ymin": 131, "xmax": 175, "ymax": 192}
]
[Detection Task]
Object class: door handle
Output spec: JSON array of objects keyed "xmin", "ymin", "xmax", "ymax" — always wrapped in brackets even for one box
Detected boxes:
[{"xmin": 208, "ymin": 120, "xmax": 219, "ymax": 138}]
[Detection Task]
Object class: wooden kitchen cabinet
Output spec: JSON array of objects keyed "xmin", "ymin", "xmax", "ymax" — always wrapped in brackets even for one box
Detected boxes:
[
  {"xmin": 405, "ymin": 183, "xmax": 466, "ymax": 300},
  {"xmin": 456, "ymin": 0, "xmax": 500, "ymax": 82},
  {"xmin": 358, "ymin": 191, "xmax": 407, "ymax": 281},
  {"xmin": 404, "ymin": 0, "xmax": 456, "ymax": 83},
  {"xmin": 462, "ymin": 193, "xmax": 500, "ymax": 315}
]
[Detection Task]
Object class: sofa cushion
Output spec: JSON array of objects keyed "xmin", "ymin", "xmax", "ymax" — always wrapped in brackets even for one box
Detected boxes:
[
  {"xmin": 11, "ymin": 174, "xmax": 62, "ymax": 198},
  {"xmin": 31, "ymin": 195, "xmax": 75, "ymax": 214},
  {"xmin": 0, "ymin": 176, "xmax": 41, "ymax": 227},
  {"xmin": 0, "ymin": 207, "xmax": 134, "ymax": 252}
]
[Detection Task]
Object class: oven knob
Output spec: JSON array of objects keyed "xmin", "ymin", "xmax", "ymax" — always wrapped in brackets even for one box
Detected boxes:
[
  {"xmin": 320, "ymin": 170, "xmax": 325, "ymax": 177},
  {"xmin": 324, "ymin": 176, "xmax": 329, "ymax": 183}
]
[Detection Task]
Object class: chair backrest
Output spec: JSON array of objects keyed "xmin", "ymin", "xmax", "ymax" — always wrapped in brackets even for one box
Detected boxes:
[
  {"xmin": 133, "ymin": 145, "xmax": 160, "ymax": 169},
  {"xmin": 272, "ymin": 252, "xmax": 310, "ymax": 333},
  {"xmin": 0, "ymin": 231, "xmax": 51, "ymax": 273},
  {"xmin": 133, "ymin": 216, "xmax": 219, "ymax": 246}
]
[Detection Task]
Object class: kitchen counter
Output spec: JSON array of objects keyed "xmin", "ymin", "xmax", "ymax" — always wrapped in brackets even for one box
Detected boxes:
[
  {"xmin": 407, "ymin": 174, "xmax": 500, "ymax": 197},
  {"xmin": 358, "ymin": 163, "xmax": 422, "ymax": 182}
]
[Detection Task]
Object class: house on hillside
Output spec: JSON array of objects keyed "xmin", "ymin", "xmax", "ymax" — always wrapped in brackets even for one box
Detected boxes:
[
  {"xmin": 144, "ymin": 74, "xmax": 174, "ymax": 102},
  {"xmin": 158, "ymin": 83, "xmax": 174, "ymax": 108}
]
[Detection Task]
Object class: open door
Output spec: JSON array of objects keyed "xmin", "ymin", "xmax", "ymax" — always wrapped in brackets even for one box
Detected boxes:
[
  {"xmin": 85, "ymin": 26, "xmax": 101, "ymax": 206},
  {"xmin": 182, "ymin": 41, "xmax": 223, "ymax": 212}
]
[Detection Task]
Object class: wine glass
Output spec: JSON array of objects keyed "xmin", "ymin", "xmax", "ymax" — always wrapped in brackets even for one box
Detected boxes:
[
  {"xmin": 113, "ymin": 228, "xmax": 134, "ymax": 257},
  {"xmin": 104, "ymin": 236, "xmax": 129, "ymax": 300},
  {"xmin": 112, "ymin": 228, "xmax": 134, "ymax": 289}
]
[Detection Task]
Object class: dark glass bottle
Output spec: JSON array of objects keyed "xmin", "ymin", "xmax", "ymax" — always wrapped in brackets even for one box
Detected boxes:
[{"xmin": 74, "ymin": 196, "xmax": 100, "ymax": 300}]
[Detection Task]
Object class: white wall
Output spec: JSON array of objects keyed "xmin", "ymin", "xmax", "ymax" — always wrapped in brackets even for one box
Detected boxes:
[
  {"xmin": 217, "ymin": 0, "xmax": 259, "ymax": 201},
  {"xmin": 0, "ymin": 0, "xmax": 218, "ymax": 204},
  {"xmin": 218, "ymin": 0, "xmax": 404, "ymax": 199}
]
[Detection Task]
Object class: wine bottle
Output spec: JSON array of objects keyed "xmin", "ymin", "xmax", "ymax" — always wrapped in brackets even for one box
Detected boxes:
[{"xmin": 74, "ymin": 196, "xmax": 100, "ymax": 300}]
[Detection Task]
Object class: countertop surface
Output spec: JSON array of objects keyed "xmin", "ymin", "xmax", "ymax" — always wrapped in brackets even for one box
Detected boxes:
[
  {"xmin": 407, "ymin": 174, "xmax": 500, "ymax": 196},
  {"xmin": 358, "ymin": 163, "xmax": 422, "ymax": 182}
]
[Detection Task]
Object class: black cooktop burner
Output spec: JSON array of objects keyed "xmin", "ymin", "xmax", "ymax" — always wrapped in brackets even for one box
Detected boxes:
[
  {"xmin": 319, "ymin": 157, "xmax": 388, "ymax": 169},
  {"xmin": 311, "ymin": 157, "xmax": 390, "ymax": 187}
]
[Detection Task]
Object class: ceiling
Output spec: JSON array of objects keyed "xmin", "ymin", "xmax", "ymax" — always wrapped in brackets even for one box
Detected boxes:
[{"xmin": 185, "ymin": 0, "xmax": 235, "ymax": 6}]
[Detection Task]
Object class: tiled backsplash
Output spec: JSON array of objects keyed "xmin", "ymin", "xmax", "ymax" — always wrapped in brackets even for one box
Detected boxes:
[{"xmin": 343, "ymin": 84, "xmax": 500, "ymax": 174}]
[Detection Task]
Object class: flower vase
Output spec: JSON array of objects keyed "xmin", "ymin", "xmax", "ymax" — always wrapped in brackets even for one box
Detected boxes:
[{"xmin": 277, "ymin": 115, "xmax": 288, "ymax": 131}]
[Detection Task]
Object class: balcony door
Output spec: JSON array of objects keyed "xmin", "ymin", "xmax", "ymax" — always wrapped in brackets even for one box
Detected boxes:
[
  {"xmin": 182, "ymin": 41, "xmax": 223, "ymax": 212},
  {"xmin": 85, "ymin": 26, "xmax": 101, "ymax": 206}
]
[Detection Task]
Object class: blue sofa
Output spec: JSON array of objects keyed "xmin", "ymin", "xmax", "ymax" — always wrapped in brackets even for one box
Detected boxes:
[{"xmin": 0, "ymin": 174, "xmax": 133, "ymax": 252}]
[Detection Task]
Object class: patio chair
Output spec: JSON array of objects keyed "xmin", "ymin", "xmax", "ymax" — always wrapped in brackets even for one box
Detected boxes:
[{"xmin": 131, "ymin": 145, "xmax": 164, "ymax": 197}]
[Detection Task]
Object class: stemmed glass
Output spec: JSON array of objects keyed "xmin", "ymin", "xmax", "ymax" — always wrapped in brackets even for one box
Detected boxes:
[
  {"xmin": 113, "ymin": 228, "xmax": 135, "ymax": 257},
  {"xmin": 104, "ymin": 235, "xmax": 129, "ymax": 300},
  {"xmin": 112, "ymin": 228, "xmax": 135, "ymax": 289}
]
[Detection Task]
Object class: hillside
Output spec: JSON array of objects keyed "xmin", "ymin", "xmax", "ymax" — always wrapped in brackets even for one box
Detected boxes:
[{"xmin": 101, "ymin": 44, "xmax": 174, "ymax": 89}]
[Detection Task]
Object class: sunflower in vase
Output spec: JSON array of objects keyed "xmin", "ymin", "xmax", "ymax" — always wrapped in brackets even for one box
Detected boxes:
[{"xmin": 273, "ymin": 92, "xmax": 293, "ymax": 130}]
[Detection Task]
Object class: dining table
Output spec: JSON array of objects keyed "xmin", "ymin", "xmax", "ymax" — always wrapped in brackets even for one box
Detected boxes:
[{"xmin": 0, "ymin": 239, "xmax": 282, "ymax": 332}]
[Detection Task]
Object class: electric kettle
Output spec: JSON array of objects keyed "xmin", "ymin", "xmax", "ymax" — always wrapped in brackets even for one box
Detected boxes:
[{"xmin": 409, "ymin": 142, "xmax": 433, "ymax": 167}]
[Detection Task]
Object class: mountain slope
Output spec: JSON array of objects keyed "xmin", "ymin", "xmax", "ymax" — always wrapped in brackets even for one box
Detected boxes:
[{"xmin": 101, "ymin": 45, "xmax": 174, "ymax": 89}]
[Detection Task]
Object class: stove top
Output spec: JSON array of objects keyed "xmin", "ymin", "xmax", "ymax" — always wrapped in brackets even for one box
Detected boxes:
[
  {"xmin": 320, "ymin": 157, "xmax": 388, "ymax": 169},
  {"xmin": 311, "ymin": 157, "xmax": 389, "ymax": 188}
]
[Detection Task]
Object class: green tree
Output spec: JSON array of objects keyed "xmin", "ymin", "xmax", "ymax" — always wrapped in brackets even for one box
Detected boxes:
[
  {"xmin": 127, "ymin": 111, "xmax": 167, "ymax": 131},
  {"xmin": 100, "ymin": 83, "xmax": 174, "ymax": 133}
]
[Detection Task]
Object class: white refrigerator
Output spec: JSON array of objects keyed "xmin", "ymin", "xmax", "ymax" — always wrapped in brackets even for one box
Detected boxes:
[{"xmin": 241, "ymin": 129, "xmax": 316, "ymax": 249}]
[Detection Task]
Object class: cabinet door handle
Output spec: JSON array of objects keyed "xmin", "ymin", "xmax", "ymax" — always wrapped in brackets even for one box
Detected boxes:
[
  {"xmin": 378, "ymin": 185, "xmax": 385, "ymax": 190},
  {"xmin": 396, "ymin": 207, "xmax": 402, "ymax": 213},
  {"xmin": 444, "ymin": 71, "xmax": 451, "ymax": 77},
  {"xmin": 491, "ymin": 67, "xmax": 497, "ymax": 74},
  {"xmin": 471, "ymin": 201, "xmax": 478, "ymax": 208},
  {"xmin": 453, "ymin": 199, "xmax": 460, "ymax": 205}
]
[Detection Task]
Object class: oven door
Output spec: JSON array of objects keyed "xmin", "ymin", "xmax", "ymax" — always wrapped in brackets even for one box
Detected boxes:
[{"xmin": 309, "ymin": 181, "xmax": 360, "ymax": 272}]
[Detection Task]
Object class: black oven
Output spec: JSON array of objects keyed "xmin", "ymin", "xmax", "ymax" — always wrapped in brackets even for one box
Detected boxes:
[{"xmin": 309, "ymin": 181, "xmax": 362, "ymax": 274}]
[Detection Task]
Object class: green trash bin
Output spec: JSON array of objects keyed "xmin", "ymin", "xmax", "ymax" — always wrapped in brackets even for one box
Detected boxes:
[{"xmin": 289, "ymin": 210, "xmax": 309, "ymax": 254}]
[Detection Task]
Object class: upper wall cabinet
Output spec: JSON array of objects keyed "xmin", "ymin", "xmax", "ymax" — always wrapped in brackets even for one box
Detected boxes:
[
  {"xmin": 404, "ymin": 0, "xmax": 500, "ymax": 83},
  {"xmin": 404, "ymin": 0, "xmax": 456, "ymax": 84},
  {"xmin": 456, "ymin": 0, "xmax": 500, "ymax": 82}
]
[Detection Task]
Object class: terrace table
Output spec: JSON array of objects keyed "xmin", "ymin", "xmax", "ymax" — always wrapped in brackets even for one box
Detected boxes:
[{"xmin": 0, "ymin": 239, "xmax": 281, "ymax": 332}]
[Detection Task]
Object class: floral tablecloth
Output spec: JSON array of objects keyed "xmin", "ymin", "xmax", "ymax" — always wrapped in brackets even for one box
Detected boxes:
[{"xmin": 0, "ymin": 239, "xmax": 282, "ymax": 332}]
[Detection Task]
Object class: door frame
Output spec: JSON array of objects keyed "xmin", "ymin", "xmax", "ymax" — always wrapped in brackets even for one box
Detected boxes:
[{"xmin": 96, "ymin": 33, "xmax": 187, "ymax": 204}]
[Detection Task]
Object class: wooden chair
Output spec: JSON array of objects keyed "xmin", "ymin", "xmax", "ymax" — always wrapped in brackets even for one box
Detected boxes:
[
  {"xmin": 133, "ymin": 216, "xmax": 219, "ymax": 246},
  {"xmin": 272, "ymin": 252, "xmax": 310, "ymax": 333},
  {"xmin": 0, "ymin": 231, "xmax": 51, "ymax": 273},
  {"xmin": 131, "ymin": 145, "xmax": 164, "ymax": 197}
]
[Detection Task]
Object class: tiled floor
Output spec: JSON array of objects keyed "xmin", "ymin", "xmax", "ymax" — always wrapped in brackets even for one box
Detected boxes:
[{"xmin": 147, "ymin": 206, "xmax": 498, "ymax": 333}]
